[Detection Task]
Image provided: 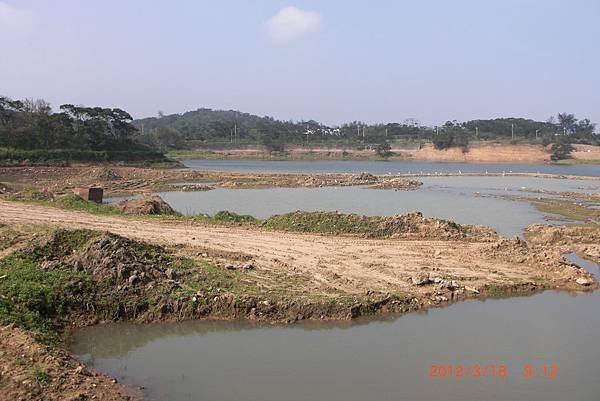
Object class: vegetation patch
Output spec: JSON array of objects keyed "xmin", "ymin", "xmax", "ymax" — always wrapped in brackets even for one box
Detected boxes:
[
  {"xmin": 262, "ymin": 210, "xmax": 496, "ymax": 240},
  {"xmin": 0, "ymin": 229, "xmax": 188, "ymax": 341},
  {"xmin": 532, "ymin": 199, "xmax": 600, "ymax": 222},
  {"xmin": 263, "ymin": 211, "xmax": 378, "ymax": 235}
]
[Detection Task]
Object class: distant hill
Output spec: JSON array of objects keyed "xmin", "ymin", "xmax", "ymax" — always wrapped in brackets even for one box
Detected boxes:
[{"xmin": 133, "ymin": 108, "xmax": 598, "ymax": 150}]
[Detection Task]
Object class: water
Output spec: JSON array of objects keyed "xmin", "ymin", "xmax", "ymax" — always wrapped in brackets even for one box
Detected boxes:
[
  {"xmin": 72, "ymin": 267, "xmax": 600, "ymax": 401},
  {"xmin": 153, "ymin": 176, "xmax": 598, "ymax": 237},
  {"xmin": 75, "ymin": 168, "xmax": 600, "ymax": 401},
  {"xmin": 182, "ymin": 159, "xmax": 600, "ymax": 177}
]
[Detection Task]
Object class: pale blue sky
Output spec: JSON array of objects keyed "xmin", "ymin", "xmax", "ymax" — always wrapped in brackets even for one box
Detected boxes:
[{"xmin": 1, "ymin": 0, "xmax": 598, "ymax": 126}]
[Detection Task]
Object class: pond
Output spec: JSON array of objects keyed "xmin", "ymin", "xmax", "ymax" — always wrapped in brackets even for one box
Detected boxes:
[
  {"xmin": 152, "ymin": 176, "xmax": 598, "ymax": 237},
  {"xmin": 71, "ymin": 256, "xmax": 600, "ymax": 401}
]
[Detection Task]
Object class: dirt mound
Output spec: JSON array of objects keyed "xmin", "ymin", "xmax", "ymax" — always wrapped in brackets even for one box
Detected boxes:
[
  {"xmin": 525, "ymin": 224, "xmax": 600, "ymax": 263},
  {"xmin": 94, "ymin": 168, "xmax": 123, "ymax": 181},
  {"xmin": 70, "ymin": 233, "xmax": 180, "ymax": 289},
  {"xmin": 263, "ymin": 210, "xmax": 497, "ymax": 241},
  {"xmin": 15, "ymin": 229, "xmax": 188, "ymax": 326},
  {"xmin": 112, "ymin": 195, "xmax": 176, "ymax": 215},
  {"xmin": 526, "ymin": 224, "xmax": 600, "ymax": 246},
  {"xmin": 372, "ymin": 212, "xmax": 498, "ymax": 240}
]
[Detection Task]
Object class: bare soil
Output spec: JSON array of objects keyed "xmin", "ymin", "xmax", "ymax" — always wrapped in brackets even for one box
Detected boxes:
[
  {"xmin": 1, "ymin": 200, "xmax": 597, "ymax": 400},
  {"xmin": 176, "ymin": 143, "xmax": 600, "ymax": 163},
  {"xmin": 0, "ymin": 166, "xmax": 422, "ymax": 197},
  {"xmin": 1, "ymin": 200, "xmax": 594, "ymax": 299},
  {"xmin": 0, "ymin": 324, "xmax": 141, "ymax": 401}
]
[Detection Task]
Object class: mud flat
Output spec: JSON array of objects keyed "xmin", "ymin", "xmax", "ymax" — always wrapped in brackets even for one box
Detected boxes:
[{"xmin": 0, "ymin": 166, "xmax": 422, "ymax": 197}]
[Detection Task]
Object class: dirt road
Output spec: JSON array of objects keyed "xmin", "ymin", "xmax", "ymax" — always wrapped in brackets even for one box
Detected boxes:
[{"xmin": 0, "ymin": 200, "xmax": 590, "ymax": 298}]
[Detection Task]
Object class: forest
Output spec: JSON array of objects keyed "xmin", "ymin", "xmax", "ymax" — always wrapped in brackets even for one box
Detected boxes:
[
  {"xmin": 1, "ymin": 95, "xmax": 598, "ymax": 161},
  {"xmin": 135, "ymin": 108, "xmax": 598, "ymax": 152},
  {"xmin": 0, "ymin": 96, "xmax": 165, "ymax": 163}
]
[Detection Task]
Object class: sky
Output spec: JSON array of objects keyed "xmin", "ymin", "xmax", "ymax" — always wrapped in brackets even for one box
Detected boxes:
[{"xmin": 1, "ymin": 0, "xmax": 599, "ymax": 126}]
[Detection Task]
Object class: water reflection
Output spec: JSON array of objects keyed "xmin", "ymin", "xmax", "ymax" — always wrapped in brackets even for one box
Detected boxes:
[{"xmin": 71, "ymin": 288, "xmax": 600, "ymax": 401}]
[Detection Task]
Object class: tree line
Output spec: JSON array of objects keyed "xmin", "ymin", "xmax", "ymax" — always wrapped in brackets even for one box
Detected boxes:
[
  {"xmin": 135, "ymin": 108, "xmax": 598, "ymax": 152},
  {"xmin": 2, "ymin": 95, "xmax": 597, "ymax": 158},
  {"xmin": 0, "ymin": 96, "xmax": 165, "ymax": 163}
]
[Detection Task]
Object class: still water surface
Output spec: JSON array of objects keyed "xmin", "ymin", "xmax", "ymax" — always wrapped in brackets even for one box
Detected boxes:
[
  {"xmin": 71, "ymin": 256, "xmax": 599, "ymax": 401},
  {"xmin": 183, "ymin": 159, "xmax": 600, "ymax": 177},
  {"xmin": 84, "ymin": 167, "xmax": 600, "ymax": 401},
  {"xmin": 155, "ymin": 176, "xmax": 599, "ymax": 237}
]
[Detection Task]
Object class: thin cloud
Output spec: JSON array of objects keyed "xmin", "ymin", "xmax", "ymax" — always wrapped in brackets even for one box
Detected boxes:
[
  {"xmin": 263, "ymin": 6, "xmax": 322, "ymax": 42},
  {"xmin": 0, "ymin": 1, "xmax": 34, "ymax": 33}
]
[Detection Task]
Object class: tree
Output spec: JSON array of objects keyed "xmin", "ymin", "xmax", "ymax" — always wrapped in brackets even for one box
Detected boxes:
[
  {"xmin": 550, "ymin": 139, "xmax": 575, "ymax": 161},
  {"xmin": 432, "ymin": 121, "xmax": 469, "ymax": 150},
  {"xmin": 557, "ymin": 113, "xmax": 577, "ymax": 135},
  {"xmin": 432, "ymin": 132, "xmax": 454, "ymax": 150},
  {"xmin": 375, "ymin": 141, "xmax": 392, "ymax": 157}
]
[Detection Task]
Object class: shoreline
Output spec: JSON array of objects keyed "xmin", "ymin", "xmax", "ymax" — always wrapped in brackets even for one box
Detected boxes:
[
  {"xmin": 166, "ymin": 143, "xmax": 600, "ymax": 165},
  {"xmin": 1, "ymin": 165, "xmax": 599, "ymax": 400}
]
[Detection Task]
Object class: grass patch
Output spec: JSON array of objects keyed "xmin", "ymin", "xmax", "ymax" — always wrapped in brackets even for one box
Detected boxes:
[
  {"xmin": 262, "ymin": 211, "xmax": 379, "ymax": 235},
  {"xmin": 209, "ymin": 210, "xmax": 260, "ymax": 224},
  {"xmin": 176, "ymin": 258, "xmax": 262, "ymax": 298},
  {"xmin": 31, "ymin": 365, "xmax": 50, "ymax": 385},
  {"xmin": 0, "ymin": 253, "xmax": 95, "ymax": 339},
  {"xmin": 54, "ymin": 194, "xmax": 123, "ymax": 215},
  {"xmin": 532, "ymin": 199, "xmax": 600, "ymax": 222}
]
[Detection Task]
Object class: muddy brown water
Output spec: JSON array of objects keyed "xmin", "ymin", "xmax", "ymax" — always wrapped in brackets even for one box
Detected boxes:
[{"xmin": 71, "ymin": 255, "xmax": 599, "ymax": 401}]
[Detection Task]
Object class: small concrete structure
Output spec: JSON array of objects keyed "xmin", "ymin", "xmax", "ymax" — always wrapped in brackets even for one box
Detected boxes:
[{"xmin": 73, "ymin": 186, "xmax": 103, "ymax": 203}]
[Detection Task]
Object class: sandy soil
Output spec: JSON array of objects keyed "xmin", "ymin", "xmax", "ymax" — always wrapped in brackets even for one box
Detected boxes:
[
  {"xmin": 188, "ymin": 143, "xmax": 600, "ymax": 163},
  {"xmin": 407, "ymin": 144, "xmax": 551, "ymax": 162},
  {"xmin": 0, "ymin": 200, "xmax": 593, "ymax": 299}
]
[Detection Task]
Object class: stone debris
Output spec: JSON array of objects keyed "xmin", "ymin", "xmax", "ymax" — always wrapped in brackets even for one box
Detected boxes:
[{"xmin": 576, "ymin": 277, "xmax": 594, "ymax": 286}]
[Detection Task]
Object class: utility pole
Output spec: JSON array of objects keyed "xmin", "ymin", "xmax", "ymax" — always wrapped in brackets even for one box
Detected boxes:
[
  {"xmin": 475, "ymin": 126, "xmax": 478, "ymax": 138},
  {"xmin": 234, "ymin": 123, "xmax": 237, "ymax": 144},
  {"xmin": 535, "ymin": 129, "xmax": 540, "ymax": 140},
  {"xmin": 511, "ymin": 124, "xmax": 515, "ymax": 140},
  {"xmin": 305, "ymin": 124, "xmax": 309, "ymax": 148},
  {"xmin": 385, "ymin": 127, "xmax": 388, "ymax": 138}
]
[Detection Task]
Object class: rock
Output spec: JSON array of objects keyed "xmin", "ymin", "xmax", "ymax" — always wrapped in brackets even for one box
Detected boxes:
[
  {"xmin": 74, "ymin": 366, "xmax": 90, "ymax": 376},
  {"xmin": 411, "ymin": 275, "xmax": 431, "ymax": 285},
  {"xmin": 112, "ymin": 195, "xmax": 176, "ymax": 215},
  {"xmin": 465, "ymin": 286, "xmax": 480, "ymax": 294},
  {"xmin": 576, "ymin": 277, "xmax": 594, "ymax": 286},
  {"xmin": 128, "ymin": 275, "xmax": 139, "ymax": 286},
  {"xmin": 165, "ymin": 268, "xmax": 176, "ymax": 280}
]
